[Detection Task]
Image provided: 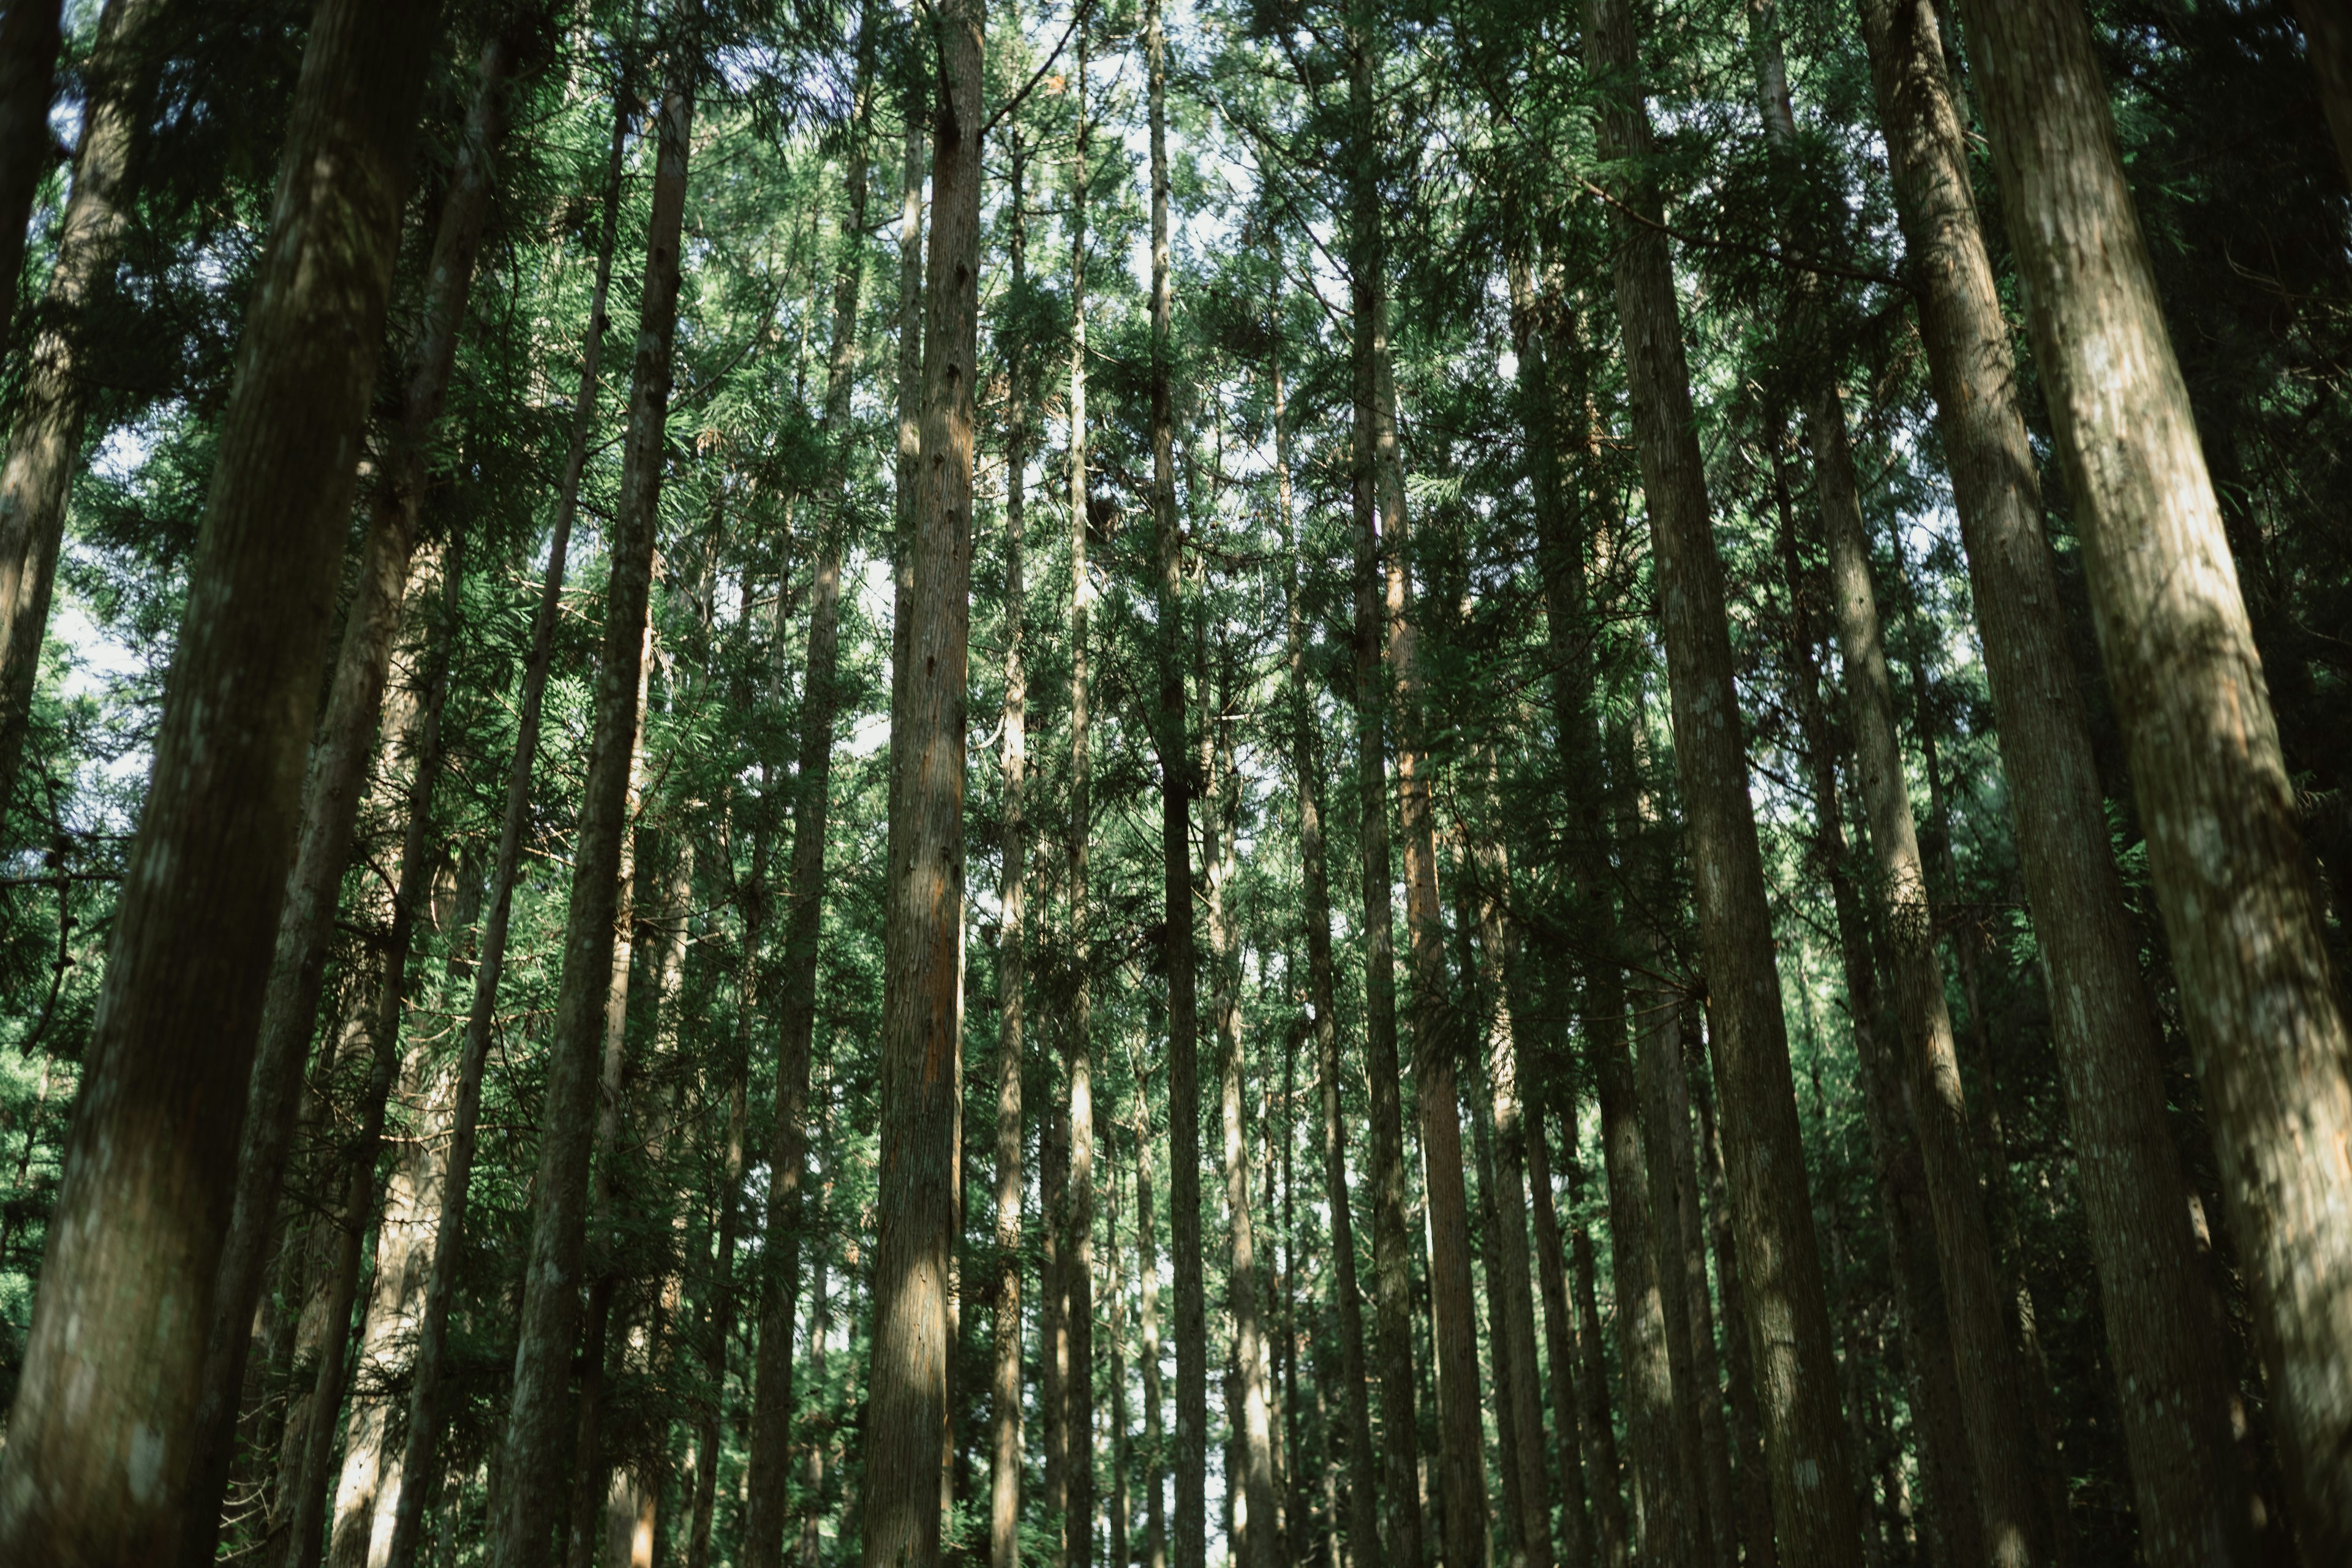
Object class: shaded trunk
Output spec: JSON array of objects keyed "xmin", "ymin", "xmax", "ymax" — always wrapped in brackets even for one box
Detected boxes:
[
  {"xmin": 1578, "ymin": 2, "xmax": 1861, "ymax": 1559},
  {"xmin": 1135, "ymin": 1063, "xmax": 1169, "ymax": 1568},
  {"xmin": 1858, "ymin": 9, "xmax": 2264, "ymax": 1562},
  {"xmin": 1687, "ymin": 1047, "xmax": 1777, "ymax": 1568},
  {"xmin": 380, "ymin": 68, "xmax": 636, "ymax": 1568},
  {"xmin": 1567, "ymin": 1176, "xmax": 1633, "ymax": 1567},
  {"xmin": 1526, "ymin": 1085, "xmax": 1604, "ymax": 1568},
  {"xmin": 489, "ymin": 21, "xmax": 693, "ymax": 1561},
  {"xmin": 0, "ymin": 4, "xmax": 436, "ymax": 1557},
  {"xmin": 857, "ymin": 2, "xmax": 982, "ymax": 1559},
  {"xmin": 0, "ymin": 0, "xmax": 164, "ymax": 812}
]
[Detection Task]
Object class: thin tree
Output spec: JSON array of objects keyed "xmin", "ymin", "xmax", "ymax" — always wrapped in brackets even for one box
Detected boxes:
[
  {"xmin": 0, "ymin": 0, "xmax": 61, "ymax": 356},
  {"xmin": 0, "ymin": 1, "xmax": 439, "ymax": 1557}
]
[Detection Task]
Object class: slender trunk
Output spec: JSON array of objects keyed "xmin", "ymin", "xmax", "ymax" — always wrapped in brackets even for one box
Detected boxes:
[
  {"xmin": 285, "ymin": 552, "xmax": 462, "ymax": 1568},
  {"xmin": 1766, "ymin": 427, "xmax": 1983, "ymax": 1568},
  {"xmin": 0, "ymin": 4, "xmax": 435, "ymax": 1557},
  {"xmin": 2291, "ymin": 0, "xmax": 2352, "ymax": 189},
  {"xmin": 1280, "ymin": 359, "xmax": 1384, "ymax": 1568},
  {"xmin": 742, "ymin": 20, "xmax": 870, "ymax": 1562},
  {"xmin": 1044, "ymin": 1039, "xmax": 1071, "ymax": 1551},
  {"xmin": 991, "ymin": 119, "xmax": 1031, "ymax": 1568},
  {"xmin": 1579, "ymin": 2, "xmax": 1861, "ymax": 1558},
  {"xmin": 0, "ymin": 0, "xmax": 164, "ymax": 811},
  {"xmin": 1634, "ymin": 970, "xmax": 1716, "ymax": 1568},
  {"xmin": 858, "ymin": 2, "xmax": 981, "ymax": 1558},
  {"xmin": 0, "ymin": 0, "xmax": 61, "ymax": 358},
  {"xmin": 490, "ymin": 20, "xmax": 693, "ymax": 1559},
  {"xmin": 1134, "ymin": 1065, "xmax": 1169, "ymax": 1568},
  {"xmin": 1341, "ymin": 17, "xmax": 1424, "ymax": 1565},
  {"xmin": 1686, "ymin": 1049, "xmax": 1777, "ymax": 1568},
  {"xmin": 1858, "ymin": 9, "xmax": 2264, "ymax": 1561},
  {"xmin": 1525, "ymin": 1085, "xmax": 1600, "ymax": 1568},
  {"xmin": 1566, "ymin": 1172, "xmax": 1632, "ymax": 1567},
  {"xmin": 801, "ymin": 1244, "xmax": 832, "ymax": 1568},
  {"xmin": 1109, "ymin": 1133, "xmax": 1133, "ymax": 1568},
  {"xmin": 1664, "ymin": 1005, "xmax": 1737, "ymax": 1568},
  {"xmin": 380, "ymin": 69, "xmax": 635, "ymax": 1568},
  {"xmin": 1144, "ymin": 9, "xmax": 1207, "ymax": 1567}
]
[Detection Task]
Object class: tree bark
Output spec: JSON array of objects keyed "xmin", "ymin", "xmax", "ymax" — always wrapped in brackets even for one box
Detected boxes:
[
  {"xmin": 858, "ymin": 0, "xmax": 981, "ymax": 1558},
  {"xmin": 1525, "ymin": 1083, "xmax": 1603, "ymax": 1568},
  {"xmin": 2292, "ymin": 0, "xmax": 2352, "ymax": 190},
  {"xmin": 1856, "ymin": 7, "xmax": 2264, "ymax": 1561},
  {"xmin": 0, "ymin": 3, "xmax": 435, "ymax": 1558},
  {"xmin": 379, "ymin": 64, "xmax": 635, "ymax": 1568},
  {"xmin": 188, "ymin": 36, "xmax": 516, "ymax": 1560},
  {"xmin": 0, "ymin": 0, "xmax": 61, "ymax": 358},
  {"xmin": 1144, "ymin": 8, "xmax": 1207, "ymax": 1568},
  {"xmin": 1134, "ymin": 1061, "xmax": 1169, "ymax": 1568},
  {"xmin": 1958, "ymin": 3, "xmax": 2352, "ymax": 1554},
  {"xmin": 489, "ymin": 18, "xmax": 693, "ymax": 1560},
  {"xmin": 1566, "ymin": 1180, "xmax": 1632, "ymax": 1567},
  {"xmin": 0, "ymin": 0, "xmax": 164, "ymax": 815},
  {"xmin": 1686, "ymin": 1046, "xmax": 1777, "ymax": 1568},
  {"xmin": 1578, "ymin": 2, "xmax": 1863, "ymax": 1559}
]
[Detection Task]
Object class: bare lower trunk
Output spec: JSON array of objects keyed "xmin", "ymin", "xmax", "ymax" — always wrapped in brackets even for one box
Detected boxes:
[
  {"xmin": 1579, "ymin": 2, "xmax": 1861, "ymax": 1558},
  {"xmin": 1134, "ymin": 1065, "xmax": 1168, "ymax": 1568},
  {"xmin": 490, "ymin": 23, "xmax": 693, "ymax": 1562},
  {"xmin": 1566, "ymin": 1177, "xmax": 1632, "ymax": 1566},
  {"xmin": 1525, "ymin": 1086, "xmax": 1600, "ymax": 1568},
  {"xmin": 1858, "ymin": 8, "xmax": 2264, "ymax": 1561},
  {"xmin": 0, "ymin": 5, "xmax": 435, "ymax": 1558},
  {"xmin": 858, "ymin": 4, "xmax": 981, "ymax": 1559},
  {"xmin": 1686, "ymin": 1050, "xmax": 1776, "ymax": 1568},
  {"xmin": 0, "ymin": 0, "xmax": 164, "ymax": 813}
]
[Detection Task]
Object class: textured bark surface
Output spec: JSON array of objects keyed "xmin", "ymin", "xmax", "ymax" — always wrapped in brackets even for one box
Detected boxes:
[
  {"xmin": 1958, "ymin": 2, "xmax": 2352, "ymax": 1555},
  {"xmin": 188, "ymin": 39, "xmax": 514, "ymax": 1560},
  {"xmin": 1856, "ymin": 8, "xmax": 2260, "ymax": 1561},
  {"xmin": 1569, "ymin": 1199, "xmax": 1634, "ymax": 1567},
  {"xmin": 490, "ymin": 26, "xmax": 692, "ymax": 1563},
  {"xmin": 0, "ymin": 0, "xmax": 162, "ymax": 815},
  {"xmin": 1144, "ymin": 8, "xmax": 1207, "ymax": 1566},
  {"xmin": 0, "ymin": 4, "xmax": 436, "ymax": 1559},
  {"xmin": 2294, "ymin": 0, "xmax": 2352, "ymax": 189},
  {"xmin": 380, "ymin": 70, "xmax": 634, "ymax": 1568},
  {"xmin": 858, "ymin": 0, "xmax": 980, "ymax": 1557},
  {"xmin": 0, "ymin": 0, "xmax": 60, "ymax": 356},
  {"xmin": 1686, "ymin": 1049, "xmax": 1777, "ymax": 1568},
  {"xmin": 1580, "ymin": 1, "xmax": 1861, "ymax": 1559}
]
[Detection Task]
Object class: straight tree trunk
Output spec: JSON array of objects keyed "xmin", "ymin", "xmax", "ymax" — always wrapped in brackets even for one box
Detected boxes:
[
  {"xmin": 1686, "ymin": 1048, "xmax": 1777, "ymax": 1568},
  {"xmin": 1134, "ymin": 1065, "xmax": 1169, "ymax": 1568},
  {"xmin": 1766, "ymin": 433, "xmax": 1984, "ymax": 1568},
  {"xmin": 284, "ymin": 552, "xmax": 462, "ymax": 1568},
  {"xmin": 1524, "ymin": 1084, "xmax": 1602, "ymax": 1568},
  {"xmin": 0, "ymin": 0, "xmax": 61, "ymax": 356},
  {"xmin": 0, "ymin": 0, "xmax": 164, "ymax": 814},
  {"xmin": 1144, "ymin": 9, "xmax": 1207, "ymax": 1568},
  {"xmin": 380, "ymin": 67, "xmax": 636, "ymax": 1568},
  {"xmin": 188, "ymin": 36, "xmax": 517, "ymax": 1559},
  {"xmin": 1578, "ymin": 2, "xmax": 1863, "ymax": 1559},
  {"xmin": 1856, "ymin": 9, "xmax": 2264, "ymax": 1561},
  {"xmin": 858, "ymin": 2, "xmax": 982, "ymax": 1559},
  {"xmin": 2291, "ymin": 0, "xmax": 2352, "ymax": 189},
  {"xmin": 741, "ymin": 20, "xmax": 869, "ymax": 1562},
  {"xmin": 1566, "ymin": 1174, "xmax": 1633, "ymax": 1567},
  {"xmin": 1341, "ymin": 13, "xmax": 1425, "ymax": 1564},
  {"xmin": 0, "ymin": 4, "xmax": 435, "ymax": 1559},
  {"xmin": 489, "ymin": 20, "xmax": 694, "ymax": 1560},
  {"xmin": 991, "ymin": 118, "xmax": 1032, "ymax": 1568}
]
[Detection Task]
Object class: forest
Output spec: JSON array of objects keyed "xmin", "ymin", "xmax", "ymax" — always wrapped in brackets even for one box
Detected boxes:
[{"xmin": 0, "ymin": 0, "xmax": 2347, "ymax": 1564}]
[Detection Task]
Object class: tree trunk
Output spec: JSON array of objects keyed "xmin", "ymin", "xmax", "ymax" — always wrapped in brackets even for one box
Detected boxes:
[
  {"xmin": 2291, "ymin": 0, "xmax": 2352, "ymax": 189},
  {"xmin": 0, "ymin": 0, "xmax": 60, "ymax": 358},
  {"xmin": 858, "ymin": 1, "xmax": 981, "ymax": 1558},
  {"xmin": 489, "ymin": 19, "xmax": 693, "ymax": 1560},
  {"xmin": 1766, "ymin": 429, "xmax": 1984, "ymax": 1568},
  {"xmin": 1134, "ymin": 1063, "xmax": 1169, "ymax": 1568},
  {"xmin": 1567, "ymin": 1185, "xmax": 1632, "ymax": 1567},
  {"xmin": 1958, "ymin": 4, "xmax": 2352, "ymax": 1554},
  {"xmin": 380, "ymin": 65, "xmax": 635, "ymax": 1568},
  {"xmin": 0, "ymin": 3, "xmax": 435, "ymax": 1558},
  {"xmin": 0, "ymin": 0, "xmax": 164, "ymax": 814},
  {"xmin": 1578, "ymin": 2, "xmax": 1862, "ymax": 1559},
  {"xmin": 1856, "ymin": 8, "xmax": 2265, "ymax": 1561},
  {"xmin": 1524, "ymin": 1081, "xmax": 1602, "ymax": 1568},
  {"xmin": 991, "ymin": 115, "xmax": 1032, "ymax": 1568},
  {"xmin": 189, "ymin": 36, "xmax": 516, "ymax": 1560},
  {"xmin": 1144, "ymin": 8, "xmax": 1207, "ymax": 1568},
  {"xmin": 1686, "ymin": 1046, "xmax": 1777, "ymax": 1568}
]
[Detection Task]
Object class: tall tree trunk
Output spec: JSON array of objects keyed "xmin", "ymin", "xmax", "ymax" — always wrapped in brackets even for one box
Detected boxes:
[
  {"xmin": 0, "ymin": 4, "xmax": 435, "ymax": 1558},
  {"xmin": 1566, "ymin": 1170, "xmax": 1632, "ymax": 1566},
  {"xmin": 380, "ymin": 66, "xmax": 635, "ymax": 1568},
  {"xmin": 1340, "ymin": 14, "xmax": 1425, "ymax": 1564},
  {"xmin": 189, "ymin": 36, "xmax": 517, "ymax": 1559},
  {"xmin": 0, "ymin": 0, "xmax": 61, "ymax": 357},
  {"xmin": 1280, "ymin": 352, "xmax": 1384, "ymax": 1568},
  {"xmin": 991, "ymin": 117, "xmax": 1032, "ymax": 1568},
  {"xmin": 858, "ymin": 1, "xmax": 981, "ymax": 1559},
  {"xmin": 1856, "ymin": 8, "xmax": 2265, "ymax": 1561},
  {"xmin": 1134, "ymin": 1062, "xmax": 1169, "ymax": 1568},
  {"xmin": 2291, "ymin": 0, "xmax": 2352, "ymax": 189},
  {"xmin": 1766, "ymin": 429, "xmax": 1983, "ymax": 1568},
  {"xmin": 1144, "ymin": 8, "xmax": 1207, "ymax": 1567},
  {"xmin": 490, "ymin": 18, "xmax": 693, "ymax": 1559},
  {"xmin": 0, "ymin": 0, "xmax": 164, "ymax": 814},
  {"xmin": 1524, "ymin": 1082, "xmax": 1602, "ymax": 1568},
  {"xmin": 742, "ymin": 18, "xmax": 870, "ymax": 1562},
  {"xmin": 1578, "ymin": 2, "xmax": 1862, "ymax": 1559},
  {"xmin": 1962, "ymin": 2, "xmax": 2352, "ymax": 1549},
  {"xmin": 1207, "ymin": 704, "xmax": 1278, "ymax": 1568},
  {"xmin": 284, "ymin": 550, "xmax": 462, "ymax": 1568}
]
